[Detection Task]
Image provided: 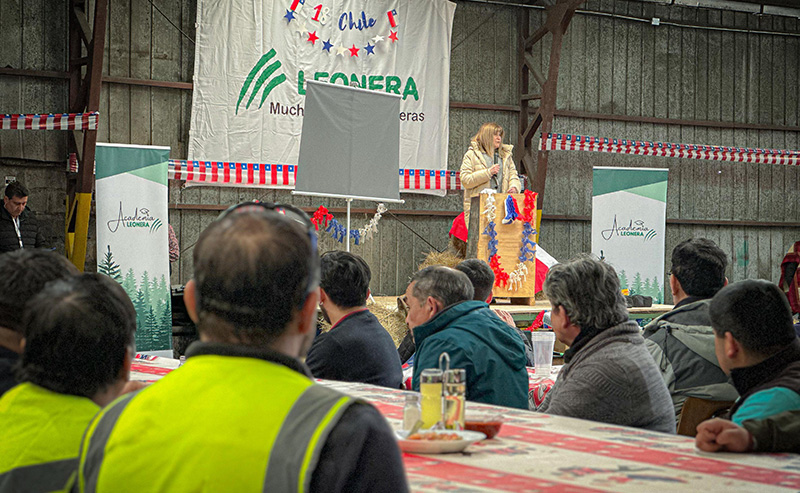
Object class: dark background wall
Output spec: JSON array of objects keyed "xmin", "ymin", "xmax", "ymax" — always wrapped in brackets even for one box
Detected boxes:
[{"xmin": 1, "ymin": 0, "xmax": 799, "ymax": 300}]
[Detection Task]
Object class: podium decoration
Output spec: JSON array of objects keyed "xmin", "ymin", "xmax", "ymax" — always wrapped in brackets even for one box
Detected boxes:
[{"xmin": 468, "ymin": 190, "xmax": 539, "ymax": 304}]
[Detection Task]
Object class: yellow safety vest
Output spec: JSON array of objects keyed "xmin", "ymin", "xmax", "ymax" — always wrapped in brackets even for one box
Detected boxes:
[
  {"xmin": 0, "ymin": 382, "xmax": 99, "ymax": 493},
  {"xmin": 78, "ymin": 354, "xmax": 355, "ymax": 492}
]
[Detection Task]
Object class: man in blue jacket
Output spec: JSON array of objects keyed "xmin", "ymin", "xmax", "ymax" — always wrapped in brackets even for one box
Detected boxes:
[{"xmin": 405, "ymin": 266, "xmax": 528, "ymax": 409}]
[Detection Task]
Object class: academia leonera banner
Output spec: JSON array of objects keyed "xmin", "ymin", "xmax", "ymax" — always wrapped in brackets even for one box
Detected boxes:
[
  {"xmin": 591, "ymin": 167, "xmax": 669, "ymax": 303},
  {"xmin": 95, "ymin": 143, "xmax": 173, "ymax": 356},
  {"xmin": 188, "ymin": 0, "xmax": 455, "ymax": 196}
]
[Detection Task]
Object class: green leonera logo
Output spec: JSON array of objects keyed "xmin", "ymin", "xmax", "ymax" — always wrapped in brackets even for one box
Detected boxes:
[
  {"xmin": 236, "ymin": 48, "xmax": 287, "ymax": 114},
  {"xmin": 150, "ymin": 218, "xmax": 163, "ymax": 234}
]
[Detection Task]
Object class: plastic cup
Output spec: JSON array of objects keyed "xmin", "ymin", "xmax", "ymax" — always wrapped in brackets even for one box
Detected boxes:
[{"xmin": 530, "ymin": 331, "xmax": 555, "ymax": 377}]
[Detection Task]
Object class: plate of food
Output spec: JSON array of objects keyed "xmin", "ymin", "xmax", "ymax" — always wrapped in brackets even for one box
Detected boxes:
[{"xmin": 395, "ymin": 429, "xmax": 487, "ymax": 454}]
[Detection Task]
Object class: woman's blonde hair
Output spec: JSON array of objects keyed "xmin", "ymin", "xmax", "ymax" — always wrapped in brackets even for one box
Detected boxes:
[{"xmin": 472, "ymin": 122, "xmax": 504, "ymax": 155}]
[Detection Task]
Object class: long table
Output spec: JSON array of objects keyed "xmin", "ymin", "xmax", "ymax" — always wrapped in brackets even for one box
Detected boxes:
[
  {"xmin": 321, "ymin": 379, "xmax": 800, "ymax": 493},
  {"xmin": 130, "ymin": 355, "xmax": 800, "ymax": 491}
]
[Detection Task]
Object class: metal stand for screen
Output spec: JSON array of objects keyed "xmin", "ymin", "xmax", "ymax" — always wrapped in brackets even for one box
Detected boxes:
[{"xmin": 291, "ymin": 191, "xmax": 404, "ymax": 252}]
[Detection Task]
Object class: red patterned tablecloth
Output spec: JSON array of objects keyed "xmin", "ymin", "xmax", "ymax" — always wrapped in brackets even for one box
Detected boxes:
[
  {"xmin": 127, "ymin": 354, "xmax": 800, "ymax": 491},
  {"xmin": 321, "ymin": 379, "xmax": 800, "ymax": 493}
]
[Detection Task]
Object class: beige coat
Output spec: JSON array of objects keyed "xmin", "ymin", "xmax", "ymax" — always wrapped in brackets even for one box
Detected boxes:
[{"xmin": 460, "ymin": 141, "xmax": 521, "ymax": 225}]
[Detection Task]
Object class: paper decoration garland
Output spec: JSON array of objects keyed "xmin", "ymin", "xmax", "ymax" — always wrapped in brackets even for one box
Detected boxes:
[
  {"xmin": 285, "ymin": 1, "xmax": 400, "ymax": 61},
  {"xmin": 481, "ymin": 190, "xmax": 538, "ymax": 292},
  {"xmin": 310, "ymin": 203, "xmax": 386, "ymax": 245}
]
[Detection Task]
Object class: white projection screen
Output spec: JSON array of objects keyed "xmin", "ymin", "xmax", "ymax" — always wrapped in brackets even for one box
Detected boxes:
[{"xmin": 296, "ymin": 80, "xmax": 400, "ymax": 201}]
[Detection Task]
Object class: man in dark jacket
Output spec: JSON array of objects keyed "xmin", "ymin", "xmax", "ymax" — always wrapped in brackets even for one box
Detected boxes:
[
  {"xmin": 710, "ymin": 279, "xmax": 800, "ymax": 425},
  {"xmin": 406, "ymin": 266, "xmax": 528, "ymax": 409},
  {"xmin": 0, "ymin": 249, "xmax": 78, "ymax": 396},
  {"xmin": 0, "ymin": 181, "xmax": 45, "ymax": 253},
  {"xmin": 643, "ymin": 238, "xmax": 738, "ymax": 417},
  {"xmin": 306, "ymin": 251, "xmax": 403, "ymax": 388},
  {"xmin": 455, "ymin": 258, "xmax": 533, "ymax": 367}
]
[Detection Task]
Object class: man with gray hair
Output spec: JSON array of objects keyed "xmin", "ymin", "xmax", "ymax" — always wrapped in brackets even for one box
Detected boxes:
[
  {"xmin": 405, "ymin": 266, "xmax": 528, "ymax": 409},
  {"xmin": 537, "ymin": 256, "xmax": 675, "ymax": 432}
]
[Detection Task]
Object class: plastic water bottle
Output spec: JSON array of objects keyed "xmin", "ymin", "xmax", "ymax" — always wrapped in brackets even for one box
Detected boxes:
[{"xmin": 179, "ymin": 355, "xmax": 186, "ymax": 367}]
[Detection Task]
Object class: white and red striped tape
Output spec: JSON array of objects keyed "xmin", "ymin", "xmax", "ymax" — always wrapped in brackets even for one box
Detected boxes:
[
  {"xmin": 1, "ymin": 112, "xmax": 99, "ymax": 130},
  {"xmin": 542, "ymin": 133, "xmax": 800, "ymax": 165}
]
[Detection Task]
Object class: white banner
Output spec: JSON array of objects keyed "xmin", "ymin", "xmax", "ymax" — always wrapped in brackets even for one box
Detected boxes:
[
  {"xmin": 95, "ymin": 143, "xmax": 173, "ymax": 356},
  {"xmin": 189, "ymin": 0, "xmax": 456, "ymax": 196},
  {"xmin": 591, "ymin": 167, "xmax": 668, "ymax": 303}
]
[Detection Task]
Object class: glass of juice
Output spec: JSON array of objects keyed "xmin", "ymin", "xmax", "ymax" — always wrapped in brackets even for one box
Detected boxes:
[{"xmin": 420, "ymin": 369, "xmax": 443, "ymax": 429}]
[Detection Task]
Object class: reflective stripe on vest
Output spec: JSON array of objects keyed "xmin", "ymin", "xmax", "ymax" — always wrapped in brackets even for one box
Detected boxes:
[
  {"xmin": 0, "ymin": 458, "xmax": 77, "ymax": 493},
  {"xmin": 79, "ymin": 392, "xmax": 137, "ymax": 493},
  {"xmin": 264, "ymin": 384, "xmax": 353, "ymax": 493},
  {"xmin": 78, "ymin": 383, "xmax": 354, "ymax": 493}
]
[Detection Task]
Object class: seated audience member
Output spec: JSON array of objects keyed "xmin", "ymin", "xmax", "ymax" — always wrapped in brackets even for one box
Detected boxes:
[
  {"xmin": 643, "ymin": 238, "xmax": 738, "ymax": 416},
  {"xmin": 76, "ymin": 203, "xmax": 408, "ymax": 493},
  {"xmin": 0, "ymin": 249, "xmax": 78, "ymax": 396},
  {"xmin": 406, "ymin": 266, "xmax": 528, "ymax": 409},
  {"xmin": 695, "ymin": 411, "xmax": 800, "ymax": 453},
  {"xmin": 709, "ymin": 279, "xmax": 800, "ymax": 425},
  {"xmin": 455, "ymin": 258, "xmax": 533, "ymax": 366},
  {"xmin": 0, "ymin": 274, "xmax": 136, "ymax": 491},
  {"xmin": 777, "ymin": 241, "xmax": 800, "ymax": 337},
  {"xmin": 537, "ymin": 256, "xmax": 675, "ymax": 433},
  {"xmin": 306, "ymin": 251, "xmax": 402, "ymax": 388}
]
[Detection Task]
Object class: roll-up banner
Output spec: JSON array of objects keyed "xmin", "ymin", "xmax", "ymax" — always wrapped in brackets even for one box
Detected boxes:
[
  {"xmin": 591, "ymin": 167, "xmax": 669, "ymax": 303},
  {"xmin": 95, "ymin": 143, "xmax": 173, "ymax": 356}
]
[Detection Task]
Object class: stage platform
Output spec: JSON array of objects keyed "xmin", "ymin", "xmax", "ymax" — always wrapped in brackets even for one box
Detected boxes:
[{"xmin": 373, "ymin": 296, "xmax": 672, "ymax": 327}]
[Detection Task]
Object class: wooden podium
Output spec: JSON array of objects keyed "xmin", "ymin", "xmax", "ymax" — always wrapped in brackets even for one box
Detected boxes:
[{"xmin": 466, "ymin": 193, "xmax": 537, "ymax": 305}]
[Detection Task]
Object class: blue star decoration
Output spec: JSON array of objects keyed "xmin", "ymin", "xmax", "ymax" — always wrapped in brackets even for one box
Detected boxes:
[
  {"xmin": 364, "ymin": 43, "xmax": 375, "ymax": 55},
  {"xmin": 284, "ymin": 9, "xmax": 296, "ymax": 22},
  {"xmin": 322, "ymin": 39, "xmax": 333, "ymax": 52}
]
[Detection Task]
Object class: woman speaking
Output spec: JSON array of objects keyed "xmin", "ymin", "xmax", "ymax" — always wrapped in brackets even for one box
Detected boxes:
[{"xmin": 459, "ymin": 122, "xmax": 521, "ymax": 225}]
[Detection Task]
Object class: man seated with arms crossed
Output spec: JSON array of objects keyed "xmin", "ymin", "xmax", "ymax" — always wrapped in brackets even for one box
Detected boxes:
[
  {"xmin": 406, "ymin": 266, "xmax": 528, "ymax": 409},
  {"xmin": 709, "ymin": 279, "xmax": 800, "ymax": 425},
  {"xmin": 537, "ymin": 256, "xmax": 675, "ymax": 433},
  {"xmin": 0, "ymin": 249, "xmax": 78, "ymax": 396},
  {"xmin": 306, "ymin": 251, "xmax": 403, "ymax": 388},
  {"xmin": 696, "ymin": 411, "xmax": 800, "ymax": 453},
  {"xmin": 0, "ymin": 274, "xmax": 137, "ymax": 492},
  {"xmin": 455, "ymin": 259, "xmax": 533, "ymax": 366},
  {"xmin": 643, "ymin": 238, "xmax": 738, "ymax": 417},
  {"xmin": 76, "ymin": 203, "xmax": 408, "ymax": 493}
]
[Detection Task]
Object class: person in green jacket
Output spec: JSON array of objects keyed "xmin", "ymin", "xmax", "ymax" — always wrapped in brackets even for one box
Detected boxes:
[
  {"xmin": 0, "ymin": 273, "xmax": 137, "ymax": 492},
  {"xmin": 405, "ymin": 266, "xmax": 529, "ymax": 409},
  {"xmin": 696, "ymin": 411, "xmax": 800, "ymax": 453}
]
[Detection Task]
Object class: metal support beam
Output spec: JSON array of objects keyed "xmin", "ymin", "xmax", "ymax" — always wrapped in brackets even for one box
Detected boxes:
[
  {"xmin": 66, "ymin": 0, "xmax": 108, "ymax": 271},
  {"xmin": 517, "ymin": 0, "xmax": 584, "ymax": 214}
]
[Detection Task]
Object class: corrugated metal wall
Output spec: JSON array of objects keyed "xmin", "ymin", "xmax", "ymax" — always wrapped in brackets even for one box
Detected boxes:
[{"xmin": 1, "ymin": 0, "xmax": 799, "ymax": 299}]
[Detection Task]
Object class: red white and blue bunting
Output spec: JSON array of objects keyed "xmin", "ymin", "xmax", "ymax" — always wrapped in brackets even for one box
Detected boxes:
[
  {"xmin": 167, "ymin": 160, "xmax": 462, "ymax": 192},
  {"xmin": 541, "ymin": 132, "xmax": 800, "ymax": 165},
  {"xmin": 2, "ymin": 112, "xmax": 99, "ymax": 130},
  {"xmin": 310, "ymin": 204, "xmax": 386, "ymax": 245},
  {"xmin": 66, "ymin": 158, "xmax": 464, "ymax": 192}
]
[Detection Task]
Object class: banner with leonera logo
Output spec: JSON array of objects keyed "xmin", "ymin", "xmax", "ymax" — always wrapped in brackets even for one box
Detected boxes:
[
  {"xmin": 591, "ymin": 167, "xmax": 668, "ymax": 303},
  {"xmin": 188, "ymin": 0, "xmax": 456, "ymax": 196},
  {"xmin": 95, "ymin": 143, "xmax": 173, "ymax": 356}
]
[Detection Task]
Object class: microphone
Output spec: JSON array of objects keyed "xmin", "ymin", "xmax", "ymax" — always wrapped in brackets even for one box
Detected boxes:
[{"xmin": 490, "ymin": 151, "xmax": 500, "ymax": 190}]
